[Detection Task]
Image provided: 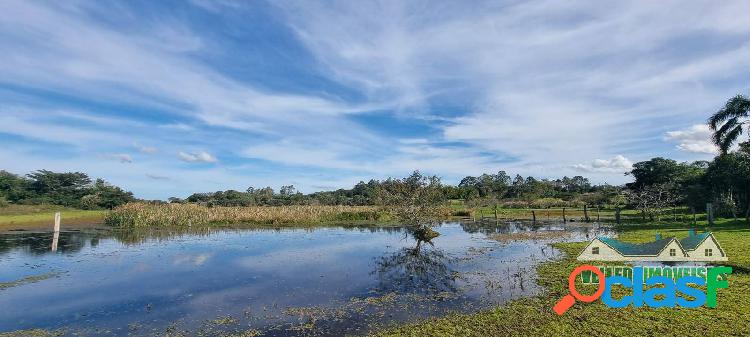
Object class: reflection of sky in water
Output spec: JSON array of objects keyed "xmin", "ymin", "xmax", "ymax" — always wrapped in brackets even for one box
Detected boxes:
[{"xmin": 0, "ymin": 222, "xmax": 612, "ymax": 336}]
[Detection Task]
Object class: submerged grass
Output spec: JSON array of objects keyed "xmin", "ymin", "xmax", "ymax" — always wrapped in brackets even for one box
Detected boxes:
[
  {"xmin": 0, "ymin": 272, "xmax": 61, "ymax": 290},
  {"xmin": 105, "ymin": 202, "xmax": 392, "ymax": 227},
  {"xmin": 374, "ymin": 218, "xmax": 750, "ymax": 336}
]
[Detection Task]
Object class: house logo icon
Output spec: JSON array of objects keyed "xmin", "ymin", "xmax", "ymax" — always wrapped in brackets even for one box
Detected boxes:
[{"xmin": 577, "ymin": 230, "xmax": 727, "ymax": 262}]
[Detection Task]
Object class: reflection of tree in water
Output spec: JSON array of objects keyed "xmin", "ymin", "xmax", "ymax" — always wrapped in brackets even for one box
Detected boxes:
[
  {"xmin": 372, "ymin": 234, "xmax": 459, "ymax": 294},
  {"xmin": 0, "ymin": 231, "xmax": 102, "ymax": 255}
]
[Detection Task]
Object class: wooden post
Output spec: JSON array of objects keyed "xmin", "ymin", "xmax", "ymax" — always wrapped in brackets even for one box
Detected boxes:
[
  {"xmin": 707, "ymin": 203, "xmax": 714, "ymax": 225},
  {"xmin": 54, "ymin": 212, "xmax": 61, "ymax": 232},
  {"xmin": 494, "ymin": 206, "xmax": 498, "ymax": 220},
  {"xmin": 51, "ymin": 212, "xmax": 60, "ymax": 252},
  {"xmin": 583, "ymin": 205, "xmax": 590, "ymax": 222},
  {"xmin": 615, "ymin": 207, "xmax": 621, "ymax": 224},
  {"xmin": 531, "ymin": 210, "xmax": 536, "ymax": 223},
  {"xmin": 562, "ymin": 208, "xmax": 567, "ymax": 222},
  {"xmin": 596, "ymin": 205, "xmax": 600, "ymax": 222}
]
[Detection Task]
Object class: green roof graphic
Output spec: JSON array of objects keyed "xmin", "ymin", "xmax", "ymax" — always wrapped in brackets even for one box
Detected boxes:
[
  {"xmin": 679, "ymin": 232, "xmax": 711, "ymax": 251},
  {"xmin": 597, "ymin": 236, "xmax": 677, "ymax": 256}
]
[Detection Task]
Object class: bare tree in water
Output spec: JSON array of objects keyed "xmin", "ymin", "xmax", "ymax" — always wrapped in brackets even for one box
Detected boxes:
[{"xmin": 373, "ymin": 171, "xmax": 449, "ymax": 248}]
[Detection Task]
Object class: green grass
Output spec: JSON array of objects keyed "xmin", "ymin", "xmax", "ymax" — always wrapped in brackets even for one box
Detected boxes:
[
  {"xmin": 0, "ymin": 204, "xmax": 107, "ymax": 228},
  {"xmin": 375, "ymin": 218, "xmax": 750, "ymax": 336},
  {"xmin": 450, "ymin": 200, "xmax": 705, "ymax": 224}
]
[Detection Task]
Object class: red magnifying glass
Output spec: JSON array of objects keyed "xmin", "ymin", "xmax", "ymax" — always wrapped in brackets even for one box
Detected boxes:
[{"xmin": 553, "ymin": 265, "xmax": 606, "ymax": 315}]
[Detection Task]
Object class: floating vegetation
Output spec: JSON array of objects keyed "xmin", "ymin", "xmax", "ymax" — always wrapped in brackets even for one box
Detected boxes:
[
  {"xmin": 0, "ymin": 272, "xmax": 61, "ymax": 290},
  {"xmin": 210, "ymin": 316, "xmax": 239, "ymax": 326},
  {"xmin": 0, "ymin": 329, "xmax": 63, "ymax": 337},
  {"xmin": 105, "ymin": 203, "xmax": 391, "ymax": 227}
]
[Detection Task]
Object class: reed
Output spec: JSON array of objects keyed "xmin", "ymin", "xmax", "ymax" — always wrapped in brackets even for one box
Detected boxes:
[{"xmin": 105, "ymin": 202, "xmax": 390, "ymax": 227}]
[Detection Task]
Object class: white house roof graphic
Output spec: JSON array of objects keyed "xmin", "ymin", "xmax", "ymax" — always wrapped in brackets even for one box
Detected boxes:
[{"xmin": 577, "ymin": 231, "xmax": 727, "ymax": 262}]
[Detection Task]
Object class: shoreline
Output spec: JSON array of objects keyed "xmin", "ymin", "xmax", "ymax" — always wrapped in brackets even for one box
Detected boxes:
[{"xmin": 374, "ymin": 218, "xmax": 750, "ymax": 336}]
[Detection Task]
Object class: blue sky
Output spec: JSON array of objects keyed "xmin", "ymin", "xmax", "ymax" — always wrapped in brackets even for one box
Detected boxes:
[{"xmin": 1, "ymin": 0, "xmax": 749, "ymax": 199}]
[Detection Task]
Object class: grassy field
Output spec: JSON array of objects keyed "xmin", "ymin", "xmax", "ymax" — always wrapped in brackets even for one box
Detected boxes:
[
  {"xmin": 448, "ymin": 200, "xmax": 704, "ymax": 223},
  {"xmin": 105, "ymin": 202, "xmax": 392, "ymax": 227},
  {"xmin": 0, "ymin": 205, "xmax": 107, "ymax": 231},
  {"xmin": 375, "ymin": 218, "xmax": 750, "ymax": 336}
]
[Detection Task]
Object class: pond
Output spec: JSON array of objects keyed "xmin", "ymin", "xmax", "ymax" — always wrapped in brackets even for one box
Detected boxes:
[{"xmin": 0, "ymin": 221, "xmax": 612, "ymax": 336}]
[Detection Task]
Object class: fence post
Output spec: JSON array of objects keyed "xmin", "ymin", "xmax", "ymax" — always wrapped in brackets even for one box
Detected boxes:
[
  {"xmin": 615, "ymin": 207, "xmax": 621, "ymax": 224},
  {"xmin": 583, "ymin": 205, "xmax": 590, "ymax": 222},
  {"xmin": 51, "ymin": 212, "xmax": 61, "ymax": 252},
  {"xmin": 562, "ymin": 208, "xmax": 566, "ymax": 222},
  {"xmin": 531, "ymin": 210, "xmax": 536, "ymax": 223},
  {"xmin": 596, "ymin": 205, "xmax": 600, "ymax": 222},
  {"xmin": 494, "ymin": 206, "xmax": 498, "ymax": 220}
]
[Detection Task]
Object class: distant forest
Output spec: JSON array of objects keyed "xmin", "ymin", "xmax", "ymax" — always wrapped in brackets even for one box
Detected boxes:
[
  {"xmin": 0, "ymin": 170, "xmax": 134, "ymax": 209},
  {"xmin": 1, "ymin": 145, "xmax": 749, "ymax": 218}
]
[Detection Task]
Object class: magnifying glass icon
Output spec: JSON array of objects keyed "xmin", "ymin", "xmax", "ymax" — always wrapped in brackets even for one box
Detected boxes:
[{"xmin": 553, "ymin": 265, "xmax": 606, "ymax": 315}]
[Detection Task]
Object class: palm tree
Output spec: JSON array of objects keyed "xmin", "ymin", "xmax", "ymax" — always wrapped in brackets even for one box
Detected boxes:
[{"xmin": 708, "ymin": 95, "xmax": 750, "ymax": 153}]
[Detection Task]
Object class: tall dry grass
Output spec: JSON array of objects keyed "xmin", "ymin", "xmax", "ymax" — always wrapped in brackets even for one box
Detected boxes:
[{"xmin": 105, "ymin": 202, "xmax": 390, "ymax": 227}]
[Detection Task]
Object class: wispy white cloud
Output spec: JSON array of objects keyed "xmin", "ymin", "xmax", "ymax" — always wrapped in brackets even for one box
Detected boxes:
[
  {"xmin": 275, "ymin": 0, "xmax": 750, "ymax": 177},
  {"xmin": 146, "ymin": 173, "xmax": 170, "ymax": 181},
  {"xmin": 3, "ymin": 0, "xmax": 750, "ymax": 198},
  {"xmin": 103, "ymin": 153, "xmax": 133, "ymax": 164},
  {"xmin": 179, "ymin": 151, "xmax": 218, "ymax": 163},
  {"xmin": 134, "ymin": 143, "xmax": 158, "ymax": 154}
]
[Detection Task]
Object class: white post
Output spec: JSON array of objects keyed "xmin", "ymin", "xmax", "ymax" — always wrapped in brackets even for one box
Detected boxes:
[
  {"xmin": 54, "ymin": 212, "xmax": 61, "ymax": 232},
  {"xmin": 51, "ymin": 212, "xmax": 60, "ymax": 252}
]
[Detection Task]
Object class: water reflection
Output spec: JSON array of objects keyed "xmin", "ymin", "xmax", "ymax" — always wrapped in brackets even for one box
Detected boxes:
[
  {"xmin": 373, "ymin": 244, "xmax": 458, "ymax": 294},
  {"xmin": 0, "ymin": 221, "xmax": 613, "ymax": 336},
  {"xmin": 0, "ymin": 231, "xmax": 106, "ymax": 255}
]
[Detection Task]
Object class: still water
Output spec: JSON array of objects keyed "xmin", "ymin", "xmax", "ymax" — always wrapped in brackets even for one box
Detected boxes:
[{"xmin": 0, "ymin": 221, "xmax": 611, "ymax": 336}]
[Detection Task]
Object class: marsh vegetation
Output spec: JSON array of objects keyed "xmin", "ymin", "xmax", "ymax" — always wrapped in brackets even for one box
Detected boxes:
[{"xmin": 104, "ymin": 203, "xmax": 389, "ymax": 227}]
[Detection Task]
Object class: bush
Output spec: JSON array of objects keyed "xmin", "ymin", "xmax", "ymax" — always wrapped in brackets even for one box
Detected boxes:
[
  {"xmin": 530, "ymin": 198, "xmax": 567, "ymax": 208},
  {"xmin": 499, "ymin": 200, "xmax": 530, "ymax": 208}
]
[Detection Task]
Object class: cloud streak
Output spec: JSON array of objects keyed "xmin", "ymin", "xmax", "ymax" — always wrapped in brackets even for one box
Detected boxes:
[{"xmin": 179, "ymin": 151, "xmax": 218, "ymax": 163}]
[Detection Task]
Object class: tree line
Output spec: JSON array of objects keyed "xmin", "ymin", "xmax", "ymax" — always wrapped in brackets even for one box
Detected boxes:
[
  {"xmin": 0, "ymin": 170, "xmax": 135, "ymax": 209},
  {"xmin": 2, "ymin": 155, "xmax": 748, "ymax": 220},
  {"xmin": 171, "ymin": 172, "xmax": 614, "ymax": 208}
]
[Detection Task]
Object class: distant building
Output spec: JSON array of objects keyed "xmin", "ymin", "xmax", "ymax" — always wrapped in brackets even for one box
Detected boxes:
[{"xmin": 577, "ymin": 231, "xmax": 727, "ymax": 262}]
